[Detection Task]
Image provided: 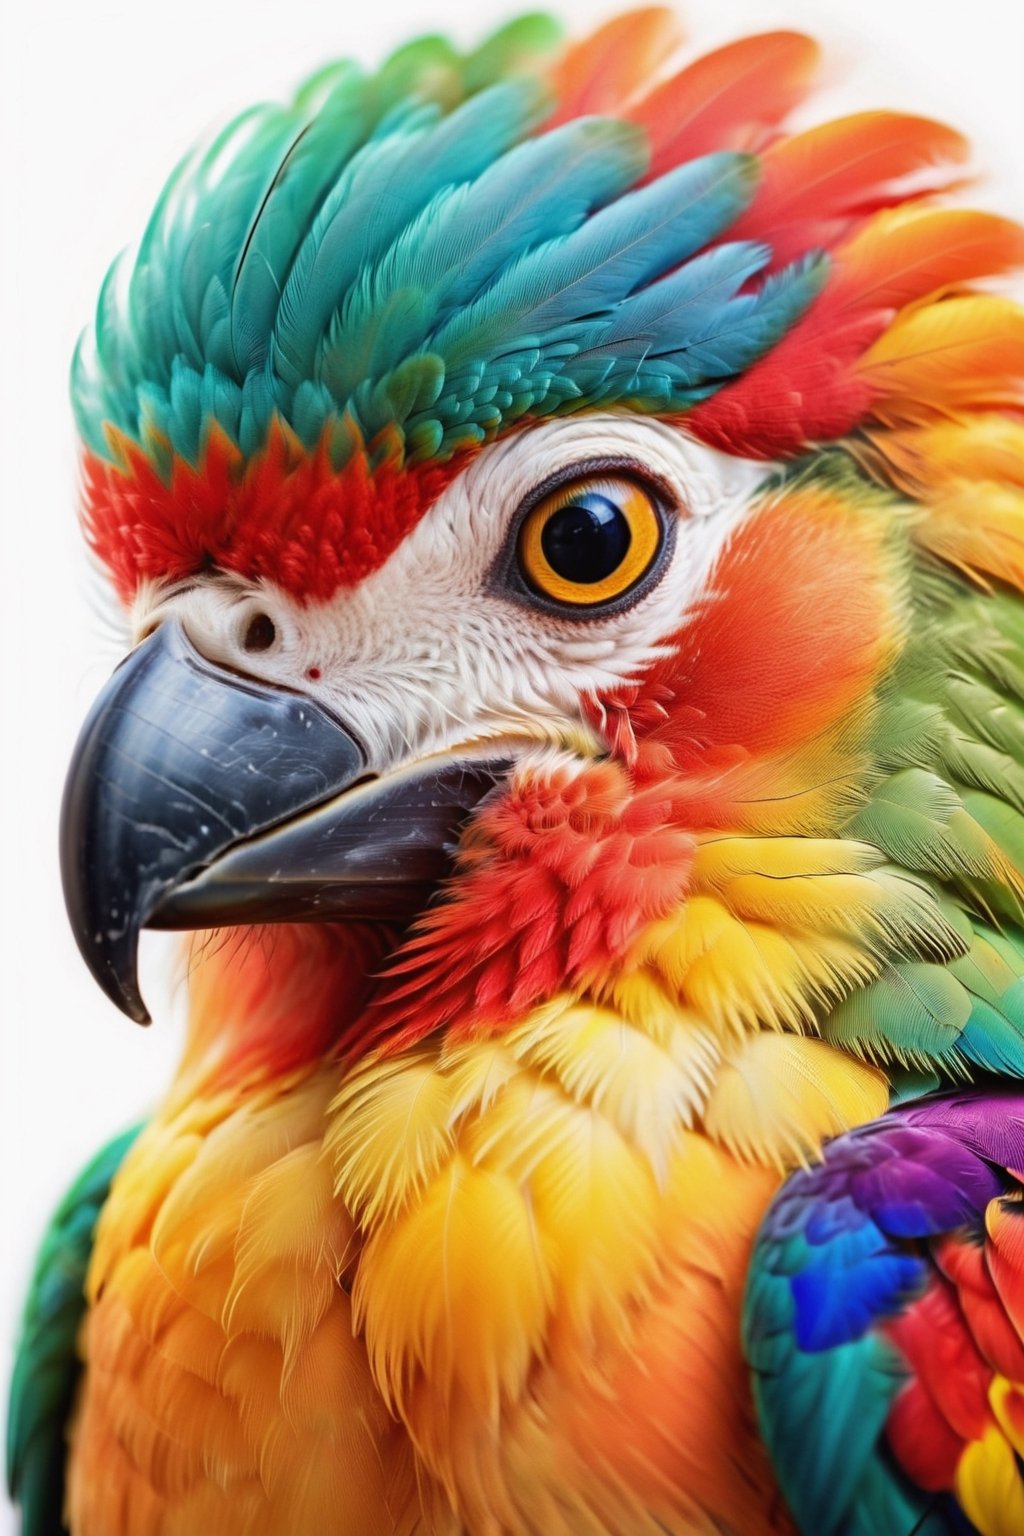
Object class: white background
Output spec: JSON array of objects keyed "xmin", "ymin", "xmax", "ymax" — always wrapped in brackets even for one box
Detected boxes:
[{"xmin": 1, "ymin": 0, "xmax": 1022, "ymax": 1524}]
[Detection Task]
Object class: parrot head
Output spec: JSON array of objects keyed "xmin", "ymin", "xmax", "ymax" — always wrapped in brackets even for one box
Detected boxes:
[{"xmin": 61, "ymin": 9, "xmax": 1024, "ymax": 1119}]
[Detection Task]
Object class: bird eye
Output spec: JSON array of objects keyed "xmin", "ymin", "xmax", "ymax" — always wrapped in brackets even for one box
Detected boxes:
[{"xmin": 516, "ymin": 473, "xmax": 665, "ymax": 609}]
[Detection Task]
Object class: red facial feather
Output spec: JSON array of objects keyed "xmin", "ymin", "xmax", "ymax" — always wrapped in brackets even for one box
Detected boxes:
[
  {"xmin": 83, "ymin": 420, "xmax": 469, "ymax": 604},
  {"xmin": 352, "ymin": 756, "xmax": 696, "ymax": 1056}
]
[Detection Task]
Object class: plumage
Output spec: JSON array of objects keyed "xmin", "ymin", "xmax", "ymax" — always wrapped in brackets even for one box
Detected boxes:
[
  {"xmin": 10, "ymin": 9, "xmax": 1024, "ymax": 1536},
  {"xmin": 745, "ymin": 1097, "xmax": 1024, "ymax": 1536},
  {"xmin": 627, "ymin": 31, "xmax": 822, "ymax": 176},
  {"xmin": 6, "ymin": 1131, "xmax": 139, "ymax": 1536}
]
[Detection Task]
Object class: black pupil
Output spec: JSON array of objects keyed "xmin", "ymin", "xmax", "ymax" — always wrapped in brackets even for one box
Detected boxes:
[{"xmin": 540, "ymin": 493, "xmax": 632, "ymax": 585}]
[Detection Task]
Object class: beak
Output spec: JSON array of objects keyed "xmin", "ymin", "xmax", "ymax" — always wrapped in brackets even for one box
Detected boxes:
[{"xmin": 60, "ymin": 621, "xmax": 506, "ymax": 1023}]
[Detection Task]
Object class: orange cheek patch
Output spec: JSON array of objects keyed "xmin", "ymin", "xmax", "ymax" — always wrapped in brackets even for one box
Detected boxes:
[{"xmin": 599, "ymin": 480, "xmax": 906, "ymax": 768}]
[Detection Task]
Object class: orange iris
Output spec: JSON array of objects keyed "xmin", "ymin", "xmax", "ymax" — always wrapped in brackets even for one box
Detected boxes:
[{"xmin": 517, "ymin": 475, "xmax": 663, "ymax": 607}]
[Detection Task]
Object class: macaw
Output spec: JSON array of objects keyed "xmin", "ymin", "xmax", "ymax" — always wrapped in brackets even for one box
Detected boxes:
[{"xmin": 8, "ymin": 8, "xmax": 1024, "ymax": 1534}]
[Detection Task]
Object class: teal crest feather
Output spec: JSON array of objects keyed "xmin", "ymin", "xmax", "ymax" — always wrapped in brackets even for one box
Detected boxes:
[{"xmin": 72, "ymin": 15, "xmax": 824, "ymax": 472}]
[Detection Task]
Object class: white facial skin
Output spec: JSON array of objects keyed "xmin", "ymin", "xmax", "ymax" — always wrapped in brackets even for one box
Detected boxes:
[{"xmin": 134, "ymin": 416, "xmax": 770, "ymax": 772}]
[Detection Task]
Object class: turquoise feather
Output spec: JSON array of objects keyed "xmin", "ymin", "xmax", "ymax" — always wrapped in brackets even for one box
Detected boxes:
[{"xmin": 72, "ymin": 26, "xmax": 823, "ymax": 470}]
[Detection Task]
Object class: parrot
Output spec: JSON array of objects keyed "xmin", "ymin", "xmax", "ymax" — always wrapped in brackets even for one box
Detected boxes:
[{"xmin": 8, "ymin": 7, "xmax": 1024, "ymax": 1534}]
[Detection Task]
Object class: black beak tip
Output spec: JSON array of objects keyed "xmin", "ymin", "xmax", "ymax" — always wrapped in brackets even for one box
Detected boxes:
[
  {"xmin": 96, "ymin": 946, "xmax": 152, "ymax": 1026},
  {"xmin": 60, "ymin": 851, "xmax": 152, "ymax": 1025},
  {"xmin": 58, "ymin": 620, "xmax": 369, "ymax": 1024},
  {"xmin": 101, "ymin": 973, "xmax": 152, "ymax": 1028}
]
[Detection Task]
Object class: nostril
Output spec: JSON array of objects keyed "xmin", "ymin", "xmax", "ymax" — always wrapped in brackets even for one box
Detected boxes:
[{"xmin": 242, "ymin": 612, "xmax": 277, "ymax": 653}]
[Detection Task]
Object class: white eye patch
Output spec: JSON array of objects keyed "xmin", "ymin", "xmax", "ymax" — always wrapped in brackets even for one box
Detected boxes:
[{"xmin": 137, "ymin": 416, "xmax": 772, "ymax": 772}]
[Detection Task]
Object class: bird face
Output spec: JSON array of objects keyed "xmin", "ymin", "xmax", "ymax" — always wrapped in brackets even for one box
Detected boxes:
[
  {"xmin": 135, "ymin": 417, "xmax": 766, "ymax": 765},
  {"xmin": 60, "ymin": 413, "xmax": 768, "ymax": 1028},
  {"xmin": 58, "ymin": 10, "xmax": 1024, "ymax": 1072}
]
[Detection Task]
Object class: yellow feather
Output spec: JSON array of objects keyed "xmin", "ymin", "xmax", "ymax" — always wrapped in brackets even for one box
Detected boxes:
[
  {"xmin": 476, "ymin": 1075, "xmax": 663, "ymax": 1336},
  {"xmin": 701, "ymin": 1033, "xmax": 889, "ymax": 1167},
  {"xmin": 642, "ymin": 893, "xmax": 879, "ymax": 1038},
  {"xmin": 329, "ymin": 1051, "xmax": 458, "ymax": 1225},
  {"xmin": 438, "ymin": 1036, "xmax": 522, "ymax": 1119},
  {"xmin": 692, "ymin": 835, "xmax": 960, "ymax": 957},
  {"xmin": 355, "ymin": 1152, "xmax": 556, "ymax": 1415},
  {"xmin": 505, "ymin": 994, "xmax": 714, "ymax": 1177},
  {"xmin": 956, "ymin": 1424, "xmax": 1024, "ymax": 1536},
  {"xmin": 917, "ymin": 482, "xmax": 1024, "ymax": 592},
  {"xmin": 877, "ymin": 413, "xmax": 1024, "ymax": 493},
  {"xmin": 991, "ymin": 1376, "xmax": 1024, "ymax": 1460},
  {"xmin": 868, "ymin": 416, "xmax": 1024, "ymax": 593}
]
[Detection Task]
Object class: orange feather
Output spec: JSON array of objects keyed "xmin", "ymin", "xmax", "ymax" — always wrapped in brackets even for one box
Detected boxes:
[
  {"xmin": 832, "ymin": 207, "xmax": 1024, "ymax": 312},
  {"xmin": 627, "ymin": 31, "xmax": 819, "ymax": 177},
  {"xmin": 545, "ymin": 7, "xmax": 682, "ymax": 128},
  {"xmin": 730, "ymin": 111, "xmax": 969, "ymax": 268}
]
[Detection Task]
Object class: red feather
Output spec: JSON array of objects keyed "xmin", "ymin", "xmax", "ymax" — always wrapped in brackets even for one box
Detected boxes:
[
  {"xmin": 935, "ymin": 1235, "xmax": 1024, "ymax": 1383},
  {"xmin": 886, "ymin": 1279, "xmax": 995, "ymax": 1446},
  {"xmin": 350, "ymin": 757, "xmax": 695, "ymax": 1057},
  {"xmin": 83, "ymin": 421, "xmax": 468, "ymax": 604}
]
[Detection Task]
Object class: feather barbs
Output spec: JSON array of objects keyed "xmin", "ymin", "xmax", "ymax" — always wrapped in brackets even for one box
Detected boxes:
[
  {"xmin": 83, "ymin": 418, "xmax": 468, "ymax": 604},
  {"xmin": 75, "ymin": 11, "xmax": 1024, "ymax": 605}
]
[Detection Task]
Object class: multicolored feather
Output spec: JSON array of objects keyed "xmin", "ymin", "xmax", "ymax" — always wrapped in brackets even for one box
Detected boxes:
[
  {"xmin": 744, "ymin": 1094, "xmax": 1024, "ymax": 1536},
  {"xmin": 11, "ymin": 9, "xmax": 1024, "ymax": 1536}
]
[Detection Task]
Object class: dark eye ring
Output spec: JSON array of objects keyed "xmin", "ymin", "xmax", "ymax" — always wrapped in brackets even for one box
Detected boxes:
[{"xmin": 495, "ymin": 458, "xmax": 676, "ymax": 617}]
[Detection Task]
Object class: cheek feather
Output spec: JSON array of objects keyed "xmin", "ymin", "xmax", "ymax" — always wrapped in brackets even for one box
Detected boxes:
[{"xmin": 597, "ymin": 479, "xmax": 907, "ymax": 768}]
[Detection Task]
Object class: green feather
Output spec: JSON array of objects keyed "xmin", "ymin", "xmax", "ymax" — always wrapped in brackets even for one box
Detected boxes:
[
  {"xmin": 850, "ymin": 767, "xmax": 999, "ymax": 883},
  {"xmin": 7, "ymin": 1128, "xmax": 139, "ymax": 1536},
  {"xmin": 823, "ymin": 962, "xmax": 972, "ymax": 1064}
]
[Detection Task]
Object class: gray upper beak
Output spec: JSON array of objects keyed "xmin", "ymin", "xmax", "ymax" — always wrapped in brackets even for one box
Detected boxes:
[{"xmin": 59, "ymin": 621, "xmax": 504, "ymax": 1023}]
